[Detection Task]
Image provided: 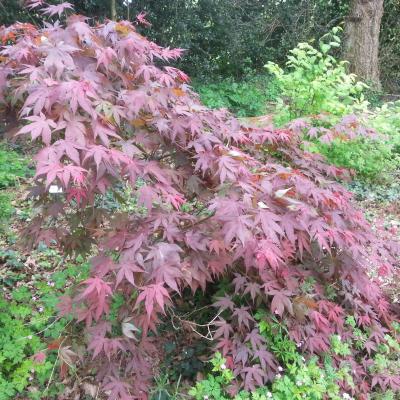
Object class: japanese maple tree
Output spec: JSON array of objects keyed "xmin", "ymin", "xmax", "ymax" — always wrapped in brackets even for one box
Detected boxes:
[{"xmin": 0, "ymin": 2, "xmax": 399, "ymax": 399}]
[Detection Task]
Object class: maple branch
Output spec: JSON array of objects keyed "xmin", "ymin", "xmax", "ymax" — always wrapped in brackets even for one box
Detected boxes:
[
  {"xmin": 168, "ymin": 307, "xmax": 222, "ymax": 341},
  {"xmin": 181, "ymin": 211, "xmax": 215, "ymax": 232},
  {"xmin": 155, "ymin": 151, "xmax": 176, "ymax": 161},
  {"xmin": 132, "ymin": 142, "xmax": 150, "ymax": 158}
]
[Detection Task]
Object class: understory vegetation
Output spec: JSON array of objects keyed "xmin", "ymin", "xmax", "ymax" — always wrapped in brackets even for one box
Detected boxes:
[{"xmin": 0, "ymin": 3, "xmax": 398, "ymax": 400}]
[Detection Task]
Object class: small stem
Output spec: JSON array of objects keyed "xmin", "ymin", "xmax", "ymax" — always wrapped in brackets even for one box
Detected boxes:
[{"xmin": 181, "ymin": 211, "xmax": 215, "ymax": 232}]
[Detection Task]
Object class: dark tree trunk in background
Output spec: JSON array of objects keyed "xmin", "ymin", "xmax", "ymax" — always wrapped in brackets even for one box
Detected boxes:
[
  {"xmin": 110, "ymin": 0, "xmax": 116, "ymax": 20},
  {"xmin": 344, "ymin": 0, "xmax": 384, "ymax": 89}
]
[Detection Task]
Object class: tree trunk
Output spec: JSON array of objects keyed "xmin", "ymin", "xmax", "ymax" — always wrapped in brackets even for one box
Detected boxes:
[
  {"xmin": 344, "ymin": 0, "xmax": 384, "ymax": 89},
  {"xmin": 110, "ymin": 0, "xmax": 116, "ymax": 20}
]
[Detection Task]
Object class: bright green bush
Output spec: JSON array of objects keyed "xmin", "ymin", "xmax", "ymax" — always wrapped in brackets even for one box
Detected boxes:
[
  {"xmin": 266, "ymin": 27, "xmax": 368, "ymax": 126},
  {"xmin": 366, "ymin": 101, "xmax": 400, "ymax": 153},
  {"xmin": 195, "ymin": 75, "xmax": 279, "ymax": 117},
  {"xmin": 314, "ymin": 100, "xmax": 400, "ymax": 182},
  {"xmin": 309, "ymin": 136, "xmax": 398, "ymax": 182}
]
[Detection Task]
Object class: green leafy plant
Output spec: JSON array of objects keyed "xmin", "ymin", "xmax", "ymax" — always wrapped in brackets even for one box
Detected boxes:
[
  {"xmin": 0, "ymin": 144, "xmax": 30, "ymax": 189},
  {"xmin": 0, "ymin": 244, "xmax": 90, "ymax": 399},
  {"xmin": 189, "ymin": 344, "xmax": 349, "ymax": 400},
  {"xmin": 195, "ymin": 75, "xmax": 279, "ymax": 117},
  {"xmin": 191, "ymin": 313, "xmax": 400, "ymax": 400},
  {"xmin": 310, "ymin": 135, "xmax": 397, "ymax": 182},
  {"xmin": 0, "ymin": 144, "xmax": 30, "ymax": 226},
  {"xmin": 0, "ymin": 193, "xmax": 13, "ymax": 223},
  {"xmin": 150, "ymin": 373, "xmax": 184, "ymax": 400},
  {"xmin": 188, "ymin": 353, "xmax": 235, "ymax": 400},
  {"xmin": 314, "ymin": 100, "xmax": 400, "ymax": 182},
  {"xmin": 266, "ymin": 27, "xmax": 367, "ymax": 126},
  {"xmin": 257, "ymin": 315, "xmax": 352, "ymax": 400},
  {"xmin": 0, "ymin": 296, "xmax": 55, "ymax": 400},
  {"xmin": 366, "ymin": 100, "xmax": 400, "ymax": 154}
]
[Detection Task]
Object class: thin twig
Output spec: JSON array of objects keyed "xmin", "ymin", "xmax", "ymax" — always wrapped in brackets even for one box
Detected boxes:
[
  {"xmin": 169, "ymin": 307, "xmax": 222, "ymax": 341},
  {"xmin": 181, "ymin": 211, "xmax": 215, "ymax": 232},
  {"xmin": 43, "ymin": 337, "xmax": 66, "ymax": 394}
]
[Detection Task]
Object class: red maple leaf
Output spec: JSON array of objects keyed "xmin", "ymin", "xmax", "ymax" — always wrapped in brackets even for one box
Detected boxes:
[{"xmin": 135, "ymin": 283, "xmax": 171, "ymax": 319}]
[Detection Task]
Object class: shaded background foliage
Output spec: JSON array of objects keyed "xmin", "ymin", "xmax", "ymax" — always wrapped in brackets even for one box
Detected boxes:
[{"xmin": 1, "ymin": 0, "xmax": 400, "ymax": 90}]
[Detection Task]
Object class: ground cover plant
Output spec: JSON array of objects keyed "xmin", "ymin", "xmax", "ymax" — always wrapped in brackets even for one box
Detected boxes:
[
  {"xmin": 0, "ymin": 2, "xmax": 399, "ymax": 400},
  {"xmin": 0, "ymin": 242, "xmax": 90, "ymax": 400},
  {"xmin": 0, "ymin": 144, "xmax": 30, "ymax": 224}
]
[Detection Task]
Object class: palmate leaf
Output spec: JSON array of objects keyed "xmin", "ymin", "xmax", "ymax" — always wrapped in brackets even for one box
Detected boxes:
[
  {"xmin": 232, "ymin": 306, "xmax": 254, "ymax": 330},
  {"xmin": 213, "ymin": 296, "xmax": 235, "ymax": 311},
  {"xmin": 25, "ymin": 0, "xmax": 44, "ymax": 10},
  {"xmin": 213, "ymin": 318, "xmax": 233, "ymax": 340},
  {"xmin": 244, "ymin": 329, "xmax": 266, "ymax": 350},
  {"xmin": 115, "ymin": 262, "xmax": 143, "ymax": 287},
  {"xmin": 270, "ymin": 292, "xmax": 293, "ymax": 317},
  {"xmin": 18, "ymin": 113, "xmax": 58, "ymax": 145},
  {"xmin": 42, "ymin": 2, "xmax": 74, "ymax": 17},
  {"xmin": 135, "ymin": 283, "xmax": 171, "ymax": 319},
  {"xmin": 252, "ymin": 348, "xmax": 277, "ymax": 371},
  {"xmin": 241, "ymin": 364, "xmax": 267, "ymax": 392},
  {"xmin": 103, "ymin": 377, "xmax": 133, "ymax": 400},
  {"xmin": 78, "ymin": 277, "xmax": 113, "ymax": 321}
]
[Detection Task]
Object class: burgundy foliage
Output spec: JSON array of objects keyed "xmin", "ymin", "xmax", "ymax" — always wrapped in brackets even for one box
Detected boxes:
[{"xmin": 0, "ymin": 3, "xmax": 399, "ymax": 399}]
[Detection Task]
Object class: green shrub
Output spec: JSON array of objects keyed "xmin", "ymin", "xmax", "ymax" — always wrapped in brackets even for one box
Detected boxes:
[
  {"xmin": 313, "ymin": 100, "xmax": 400, "ymax": 182},
  {"xmin": 266, "ymin": 27, "xmax": 368, "ymax": 127},
  {"xmin": 195, "ymin": 75, "xmax": 279, "ymax": 117},
  {"xmin": 366, "ymin": 100, "xmax": 400, "ymax": 154},
  {"xmin": 309, "ymin": 135, "xmax": 398, "ymax": 182}
]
